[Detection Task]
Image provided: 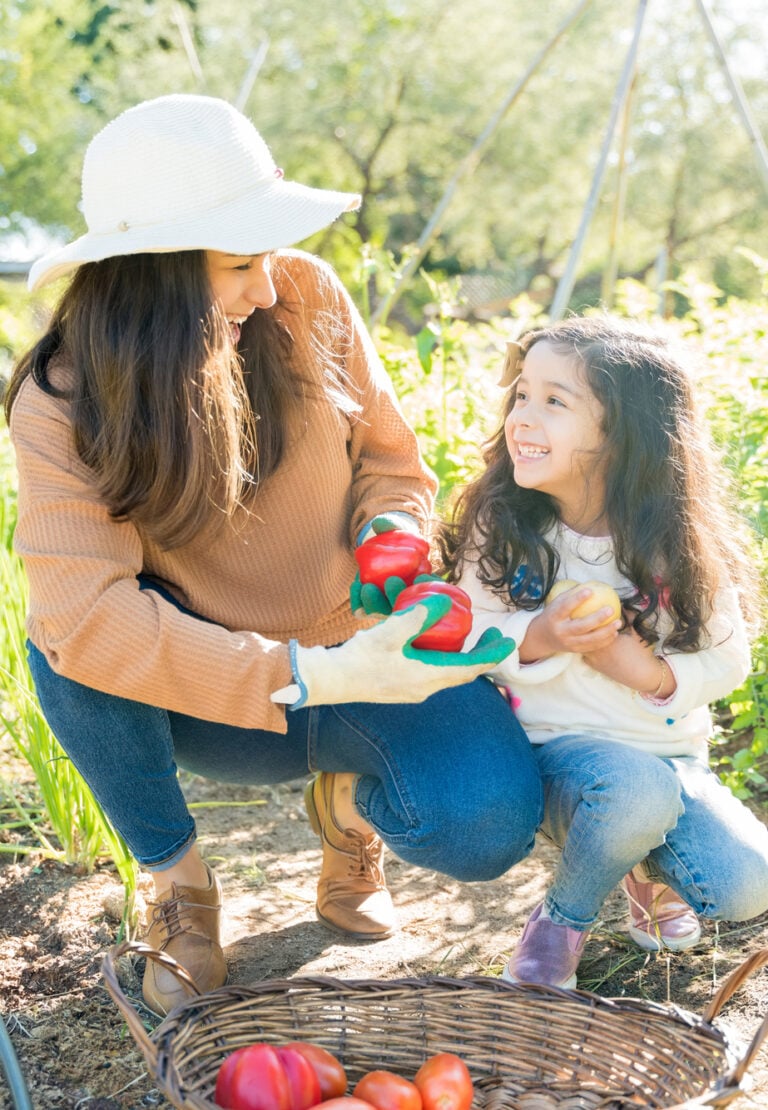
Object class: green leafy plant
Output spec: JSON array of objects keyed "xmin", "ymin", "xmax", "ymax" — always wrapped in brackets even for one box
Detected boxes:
[{"xmin": 0, "ymin": 422, "xmax": 138, "ymax": 931}]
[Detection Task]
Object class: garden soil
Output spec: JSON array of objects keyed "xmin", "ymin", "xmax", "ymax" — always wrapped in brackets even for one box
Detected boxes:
[{"xmin": 1, "ymin": 755, "xmax": 767, "ymax": 1110}]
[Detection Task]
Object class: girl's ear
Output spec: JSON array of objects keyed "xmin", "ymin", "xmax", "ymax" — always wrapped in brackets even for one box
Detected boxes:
[{"xmin": 499, "ymin": 341, "xmax": 523, "ymax": 387}]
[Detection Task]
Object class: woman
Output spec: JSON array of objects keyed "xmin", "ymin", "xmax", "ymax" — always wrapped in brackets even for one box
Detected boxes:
[{"xmin": 6, "ymin": 93, "xmax": 542, "ymax": 1015}]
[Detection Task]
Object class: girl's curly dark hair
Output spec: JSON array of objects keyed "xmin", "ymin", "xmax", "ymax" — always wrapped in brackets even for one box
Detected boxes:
[{"xmin": 439, "ymin": 315, "xmax": 761, "ymax": 652}]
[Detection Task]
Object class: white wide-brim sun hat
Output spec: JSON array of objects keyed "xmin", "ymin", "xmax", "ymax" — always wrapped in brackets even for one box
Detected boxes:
[{"xmin": 28, "ymin": 94, "xmax": 361, "ymax": 292}]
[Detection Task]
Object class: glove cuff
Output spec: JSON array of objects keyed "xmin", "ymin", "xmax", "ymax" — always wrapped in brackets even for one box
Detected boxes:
[
  {"xmin": 356, "ymin": 511, "xmax": 421, "ymax": 546},
  {"xmin": 287, "ymin": 639, "xmax": 310, "ymax": 711}
]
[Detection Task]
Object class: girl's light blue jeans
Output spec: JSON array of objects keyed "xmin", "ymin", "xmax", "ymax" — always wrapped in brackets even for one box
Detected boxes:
[
  {"xmin": 26, "ymin": 620, "xmax": 542, "ymax": 878},
  {"xmin": 535, "ymin": 734, "xmax": 768, "ymax": 930}
]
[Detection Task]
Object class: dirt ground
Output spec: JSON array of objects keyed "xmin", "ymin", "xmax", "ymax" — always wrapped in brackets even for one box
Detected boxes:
[{"xmin": 1, "ymin": 758, "xmax": 767, "ymax": 1110}]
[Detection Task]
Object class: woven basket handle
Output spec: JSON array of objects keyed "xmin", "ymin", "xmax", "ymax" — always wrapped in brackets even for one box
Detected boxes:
[
  {"xmin": 701, "ymin": 947, "xmax": 768, "ymax": 1089},
  {"xmin": 101, "ymin": 940, "xmax": 203, "ymax": 1063}
]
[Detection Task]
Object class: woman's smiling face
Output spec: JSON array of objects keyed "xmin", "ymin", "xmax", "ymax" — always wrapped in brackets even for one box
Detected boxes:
[
  {"xmin": 505, "ymin": 339, "xmax": 608, "ymax": 531},
  {"xmin": 206, "ymin": 250, "xmax": 277, "ymax": 342}
]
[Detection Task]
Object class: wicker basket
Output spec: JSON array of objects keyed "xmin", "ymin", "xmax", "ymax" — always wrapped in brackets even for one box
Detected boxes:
[{"xmin": 102, "ymin": 942, "xmax": 768, "ymax": 1110}]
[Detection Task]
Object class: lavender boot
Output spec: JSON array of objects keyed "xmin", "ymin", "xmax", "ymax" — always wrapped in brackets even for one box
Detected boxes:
[
  {"xmin": 621, "ymin": 868, "xmax": 701, "ymax": 952},
  {"xmin": 502, "ymin": 902, "xmax": 589, "ymax": 989}
]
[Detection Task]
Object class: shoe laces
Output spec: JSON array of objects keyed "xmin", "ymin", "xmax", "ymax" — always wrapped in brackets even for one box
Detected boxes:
[
  {"xmin": 343, "ymin": 830, "xmax": 386, "ymax": 887},
  {"xmin": 148, "ymin": 889, "xmax": 219, "ymax": 942}
]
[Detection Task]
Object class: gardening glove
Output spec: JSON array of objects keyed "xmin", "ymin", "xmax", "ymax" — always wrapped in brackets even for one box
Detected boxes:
[
  {"xmin": 350, "ymin": 573, "xmax": 409, "ymax": 618},
  {"xmin": 350, "ymin": 515, "xmax": 432, "ymax": 618},
  {"xmin": 271, "ymin": 593, "xmax": 515, "ymax": 709}
]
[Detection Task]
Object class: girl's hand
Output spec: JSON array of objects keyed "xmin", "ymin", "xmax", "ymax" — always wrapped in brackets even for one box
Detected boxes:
[
  {"xmin": 519, "ymin": 586, "xmax": 621, "ymax": 662},
  {"xmin": 583, "ymin": 610, "xmax": 676, "ymax": 697}
]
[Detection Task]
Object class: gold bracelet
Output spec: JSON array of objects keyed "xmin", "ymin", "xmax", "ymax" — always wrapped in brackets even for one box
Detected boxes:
[{"xmin": 649, "ymin": 656, "xmax": 669, "ymax": 699}]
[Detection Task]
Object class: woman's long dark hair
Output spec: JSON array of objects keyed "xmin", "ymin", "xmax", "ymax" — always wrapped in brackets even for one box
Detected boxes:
[
  {"xmin": 5, "ymin": 250, "xmax": 342, "ymax": 549},
  {"xmin": 440, "ymin": 316, "xmax": 760, "ymax": 651}
]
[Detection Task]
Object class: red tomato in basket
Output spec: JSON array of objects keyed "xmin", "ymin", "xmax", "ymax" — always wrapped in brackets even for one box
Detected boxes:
[
  {"xmin": 353, "ymin": 1070, "xmax": 423, "ymax": 1110},
  {"xmin": 392, "ymin": 581, "xmax": 473, "ymax": 652},
  {"xmin": 284, "ymin": 1042, "xmax": 349, "ymax": 1100},
  {"xmin": 414, "ymin": 1053, "xmax": 474, "ymax": 1110},
  {"xmin": 279, "ymin": 1047, "xmax": 323, "ymax": 1110},
  {"xmin": 314, "ymin": 1101, "xmax": 378, "ymax": 1110},
  {"xmin": 214, "ymin": 1044, "xmax": 322, "ymax": 1110}
]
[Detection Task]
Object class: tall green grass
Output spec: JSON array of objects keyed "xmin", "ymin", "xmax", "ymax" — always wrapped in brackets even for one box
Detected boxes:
[{"xmin": 0, "ymin": 422, "xmax": 138, "ymax": 930}]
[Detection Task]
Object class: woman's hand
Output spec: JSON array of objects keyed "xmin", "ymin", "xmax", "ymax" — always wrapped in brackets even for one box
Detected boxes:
[
  {"xmin": 271, "ymin": 593, "xmax": 515, "ymax": 708},
  {"xmin": 350, "ymin": 516, "xmax": 431, "ymax": 618},
  {"xmin": 519, "ymin": 586, "xmax": 621, "ymax": 663}
]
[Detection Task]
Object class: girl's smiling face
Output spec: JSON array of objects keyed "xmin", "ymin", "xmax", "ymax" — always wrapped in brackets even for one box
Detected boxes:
[
  {"xmin": 206, "ymin": 250, "xmax": 277, "ymax": 342},
  {"xmin": 505, "ymin": 339, "xmax": 608, "ymax": 532}
]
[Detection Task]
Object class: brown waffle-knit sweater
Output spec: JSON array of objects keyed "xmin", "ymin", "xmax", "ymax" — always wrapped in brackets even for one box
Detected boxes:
[{"xmin": 10, "ymin": 250, "xmax": 436, "ymax": 733}]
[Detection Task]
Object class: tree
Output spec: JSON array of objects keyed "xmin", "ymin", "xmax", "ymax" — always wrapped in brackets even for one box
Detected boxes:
[{"xmin": 1, "ymin": 0, "xmax": 766, "ymax": 310}]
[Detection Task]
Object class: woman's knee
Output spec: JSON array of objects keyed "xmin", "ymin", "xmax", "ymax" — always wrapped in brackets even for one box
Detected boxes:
[
  {"xmin": 395, "ymin": 770, "xmax": 542, "ymax": 882},
  {"xmin": 362, "ymin": 758, "xmax": 541, "ymax": 882},
  {"xmin": 449, "ymin": 800, "xmax": 541, "ymax": 881},
  {"xmin": 340, "ymin": 682, "xmax": 543, "ymax": 880},
  {"xmin": 434, "ymin": 731, "xmax": 542, "ymax": 879}
]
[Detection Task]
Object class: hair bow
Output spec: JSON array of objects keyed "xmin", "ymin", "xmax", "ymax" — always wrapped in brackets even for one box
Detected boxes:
[{"xmin": 498, "ymin": 339, "xmax": 524, "ymax": 388}]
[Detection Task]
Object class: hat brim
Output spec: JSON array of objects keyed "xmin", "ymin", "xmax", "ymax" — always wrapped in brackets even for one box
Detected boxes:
[{"xmin": 28, "ymin": 178, "xmax": 361, "ymax": 291}]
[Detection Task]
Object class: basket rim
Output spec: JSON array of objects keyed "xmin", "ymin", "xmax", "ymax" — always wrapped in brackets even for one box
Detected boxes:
[{"xmin": 148, "ymin": 972, "xmax": 726, "ymax": 1034}]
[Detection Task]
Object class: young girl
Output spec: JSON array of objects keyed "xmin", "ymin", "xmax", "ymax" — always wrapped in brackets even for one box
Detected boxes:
[
  {"xmin": 6, "ymin": 93, "xmax": 539, "ymax": 1015},
  {"xmin": 440, "ymin": 315, "xmax": 768, "ymax": 989}
]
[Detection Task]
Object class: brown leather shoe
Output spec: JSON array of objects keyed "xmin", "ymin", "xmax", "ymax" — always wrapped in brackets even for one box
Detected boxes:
[
  {"xmin": 141, "ymin": 863, "xmax": 227, "ymax": 1015},
  {"xmin": 304, "ymin": 773, "xmax": 396, "ymax": 940}
]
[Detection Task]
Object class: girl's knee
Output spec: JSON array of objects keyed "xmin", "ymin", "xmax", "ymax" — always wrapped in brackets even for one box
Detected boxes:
[{"xmin": 588, "ymin": 757, "xmax": 682, "ymax": 836}]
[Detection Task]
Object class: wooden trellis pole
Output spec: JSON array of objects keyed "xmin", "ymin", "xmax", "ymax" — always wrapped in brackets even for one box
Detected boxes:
[
  {"xmin": 693, "ymin": 0, "xmax": 768, "ymax": 196},
  {"xmin": 171, "ymin": 2, "xmax": 205, "ymax": 88},
  {"xmin": 370, "ymin": 0, "xmax": 594, "ymax": 328},
  {"xmin": 601, "ymin": 72, "xmax": 638, "ymax": 308},
  {"xmin": 234, "ymin": 39, "xmax": 270, "ymax": 113},
  {"xmin": 549, "ymin": 0, "xmax": 648, "ymax": 321}
]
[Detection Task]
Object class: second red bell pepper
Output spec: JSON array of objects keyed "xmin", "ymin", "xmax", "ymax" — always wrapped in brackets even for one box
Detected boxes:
[{"xmin": 392, "ymin": 581, "xmax": 473, "ymax": 652}]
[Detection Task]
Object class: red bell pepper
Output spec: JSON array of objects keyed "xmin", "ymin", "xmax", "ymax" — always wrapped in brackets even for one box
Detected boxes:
[
  {"xmin": 354, "ymin": 531, "xmax": 432, "ymax": 591},
  {"xmin": 393, "ymin": 580, "xmax": 473, "ymax": 652}
]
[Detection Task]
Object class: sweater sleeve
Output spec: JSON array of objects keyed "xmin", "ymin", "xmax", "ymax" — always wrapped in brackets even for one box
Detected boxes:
[
  {"xmin": 10, "ymin": 379, "xmax": 293, "ymax": 732},
  {"xmin": 637, "ymin": 584, "xmax": 751, "ymax": 720},
  {"xmin": 288, "ymin": 253, "xmax": 437, "ymax": 540}
]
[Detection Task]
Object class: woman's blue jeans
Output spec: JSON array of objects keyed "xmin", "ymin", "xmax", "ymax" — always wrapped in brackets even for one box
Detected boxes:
[
  {"xmin": 27, "ymin": 618, "xmax": 542, "ymax": 878},
  {"xmin": 535, "ymin": 734, "xmax": 768, "ymax": 929}
]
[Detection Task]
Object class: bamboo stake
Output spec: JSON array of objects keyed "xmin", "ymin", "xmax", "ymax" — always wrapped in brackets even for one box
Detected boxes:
[
  {"xmin": 693, "ymin": 0, "xmax": 768, "ymax": 195},
  {"xmin": 601, "ymin": 72, "xmax": 638, "ymax": 308},
  {"xmin": 549, "ymin": 0, "xmax": 649, "ymax": 321},
  {"xmin": 172, "ymin": 1, "xmax": 205, "ymax": 88},
  {"xmin": 370, "ymin": 0, "xmax": 594, "ymax": 329},
  {"xmin": 234, "ymin": 39, "xmax": 270, "ymax": 113}
]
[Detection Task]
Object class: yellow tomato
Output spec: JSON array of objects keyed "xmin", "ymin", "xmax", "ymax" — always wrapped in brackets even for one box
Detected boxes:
[{"xmin": 546, "ymin": 579, "xmax": 621, "ymax": 627}]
